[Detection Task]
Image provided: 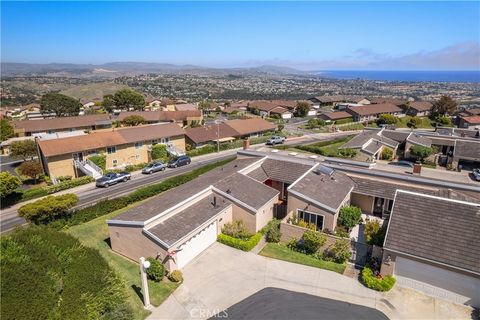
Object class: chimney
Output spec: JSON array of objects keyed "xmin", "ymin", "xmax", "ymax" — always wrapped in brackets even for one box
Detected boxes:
[
  {"xmin": 243, "ymin": 139, "xmax": 250, "ymax": 150},
  {"xmin": 413, "ymin": 162, "xmax": 422, "ymax": 175},
  {"xmin": 212, "ymin": 196, "xmax": 217, "ymax": 208}
]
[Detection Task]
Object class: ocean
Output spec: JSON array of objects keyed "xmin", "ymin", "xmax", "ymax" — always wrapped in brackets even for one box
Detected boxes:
[{"xmin": 316, "ymin": 70, "xmax": 480, "ymax": 83}]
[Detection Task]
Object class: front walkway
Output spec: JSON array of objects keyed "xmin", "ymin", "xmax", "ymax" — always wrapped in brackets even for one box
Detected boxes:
[{"xmin": 148, "ymin": 243, "xmax": 473, "ymax": 320}]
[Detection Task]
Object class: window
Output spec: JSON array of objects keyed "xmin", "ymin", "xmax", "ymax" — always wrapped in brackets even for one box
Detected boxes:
[
  {"xmin": 297, "ymin": 209, "xmax": 324, "ymax": 231},
  {"xmin": 135, "ymin": 142, "xmax": 143, "ymax": 149},
  {"xmin": 151, "ymin": 139, "xmax": 159, "ymax": 145},
  {"xmin": 112, "ymin": 159, "xmax": 118, "ymax": 165},
  {"xmin": 160, "ymin": 137, "xmax": 170, "ymax": 144},
  {"xmin": 135, "ymin": 154, "xmax": 140, "ymax": 160},
  {"xmin": 107, "ymin": 146, "xmax": 116, "ymax": 154}
]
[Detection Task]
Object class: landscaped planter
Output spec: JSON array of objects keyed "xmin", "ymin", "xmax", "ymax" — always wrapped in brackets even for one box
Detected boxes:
[
  {"xmin": 361, "ymin": 266, "xmax": 396, "ymax": 291},
  {"xmin": 217, "ymin": 232, "xmax": 262, "ymax": 251}
]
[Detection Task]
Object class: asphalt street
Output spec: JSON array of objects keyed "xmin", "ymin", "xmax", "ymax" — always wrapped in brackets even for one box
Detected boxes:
[{"xmin": 214, "ymin": 287, "xmax": 389, "ymax": 320}]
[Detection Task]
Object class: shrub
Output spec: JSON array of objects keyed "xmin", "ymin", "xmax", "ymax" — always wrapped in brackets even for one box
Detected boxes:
[
  {"xmin": 361, "ymin": 267, "xmax": 396, "ymax": 291},
  {"xmin": 302, "ymin": 229, "xmax": 326, "ymax": 254},
  {"xmin": 18, "ymin": 194, "xmax": 79, "ymax": 225},
  {"xmin": 217, "ymin": 232, "xmax": 262, "ymax": 251},
  {"xmin": 334, "ymin": 225, "xmax": 350, "ymax": 238},
  {"xmin": 381, "ymin": 147, "xmax": 394, "ymax": 160},
  {"xmin": 45, "ymin": 176, "xmax": 94, "ymax": 194},
  {"xmin": 377, "ymin": 114, "xmax": 397, "ymax": 125},
  {"xmin": 0, "ymin": 172, "xmax": 21, "ymax": 198},
  {"xmin": 435, "ymin": 115, "xmax": 452, "ymax": 126},
  {"xmin": 325, "ymin": 239, "xmax": 351, "ymax": 263},
  {"xmin": 145, "ymin": 258, "xmax": 165, "ymax": 282},
  {"xmin": 265, "ymin": 220, "xmax": 281, "ymax": 243},
  {"xmin": 0, "ymin": 227, "xmax": 132, "ymax": 319},
  {"xmin": 338, "ymin": 148, "xmax": 357, "ymax": 158},
  {"xmin": 338, "ymin": 206, "xmax": 362, "ymax": 230},
  {"xmin": 151, "ymin": 144, "xmax": 169, "ymax": 161},
  {"xmin": 364, "ymin": 220, "xmax": 386, "ymax": 246},
  {"xmin": 221, "ymin": 220, "xmax": 253, "ymax": 240},
  {"xmin": 88, "ymin": 154, "xmax": 106, "ymax": 171},
  {"xmin": 410, "ymin": 145, "xmax": 433, "ymax": 161},
  {"xmin": 407, "ymin": 116, "xmax": 422, "ymax": 128},
  {"xmin": 122, "ymin": 115, "xmax": 145, "ymax": 126},
  {"xmin": 287, "ymin": 238, "xmax": 298, "ymax": 250},
  {"xmin": 168, "ymin": 270, "xmax": 183, "ymax": 283}
]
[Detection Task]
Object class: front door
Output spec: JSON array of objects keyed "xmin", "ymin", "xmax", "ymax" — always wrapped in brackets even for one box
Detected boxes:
[
  {"xmin": 73, "ymin": 152, "xmax": 84, "ymax": 162},
  {"xmin": 373, "ymin": 197, "xmax": 384, "ymax": 217}
]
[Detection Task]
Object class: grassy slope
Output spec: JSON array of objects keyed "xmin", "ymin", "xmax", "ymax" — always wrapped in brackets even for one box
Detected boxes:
[
  {"xmin": 66, "ymin": 206, "xmax": 179, "ymax": 320},
  {"xmin": 61, "ymin": 82, "xmax": 130, "ymax": 101},
  {"xmin": 259, "ymin": 243, "xmax": 346, "ymax": 274}
]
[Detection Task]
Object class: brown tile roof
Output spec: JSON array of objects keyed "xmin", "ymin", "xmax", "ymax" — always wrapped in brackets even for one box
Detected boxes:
[
  {"xmin": 384, "ymin": 191, "xmax": 480, "ymax": 274},
  {"xmin": 248, "ymin": 100, "xmax": 279, "ymax": 112},
  {"xmin": 347, "ymin": 103, "xmax": 402, "ymax": 116},
  {"xmin": 310, "ymin": 95, "xmax": 346, "ymax": 103},
  {"xmin": 147, "ymin": 195, "xmax": 232, "ymax": 247},
  {"xmin": 117, "ymin": 110, "xmax": 202, "ymax": 122},
  {"xmin": 224, "ymin": 118, "xmax": 276, "ymax": 136},
  {"xmin": 13, "ymin": 114, "xmax": 111, "ymax": 132},
  {"xmin": 369, "ymin": 97, "xmax": 405, "ymax": 106},
  {"xmin": 38, "ymin": 123, "xmax": 184, "ymax": 157},
  {"xmin": 174, "ymin": 103, "xmax": 198, "ymax": 111},
  {"xmin": 453, "ymin": 140, "xmax": 480, "ymax": 159},
  {"xmin": 464, "ymin": 108, "xmax": 480, "ymax": 116},
  {"xmin": 409, "ymin": 101, "xmax": 432, "ymax": 112},
  {"xmin": 116, "ymin": 111, "xmax": 162, "ymax": 122},
  {"xmin": 185, "ymin": 123, "xmax": 240, "ymax": 144},
  {"xmin": 290, "ymin": 168, "xmax": 355, "ymax": 213},
  {"xmin": 319, "ymin": 111, "xmax": 352, "ymax": 121}
]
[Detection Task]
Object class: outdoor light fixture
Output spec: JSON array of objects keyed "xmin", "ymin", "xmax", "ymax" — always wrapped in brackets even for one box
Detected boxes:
[{"xmin": 139, "ymin": 257, "xmax": 151, "ymax": 308}]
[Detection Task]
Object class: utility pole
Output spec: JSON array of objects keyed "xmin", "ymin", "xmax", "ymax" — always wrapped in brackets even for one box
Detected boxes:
[{"xmin": 139, "ymin": 257, "xmax": 151, "ymax": 308}]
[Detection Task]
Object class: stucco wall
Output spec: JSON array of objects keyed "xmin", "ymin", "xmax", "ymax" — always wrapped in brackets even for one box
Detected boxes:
[
  {"xmin": 350, "ymin": 192, "xmax": 374, "ymax": 214},
  {"xmin": 105, "ymin": 143, "xmax": 149, "ymax": 169},
  {"xmin": 255, "ymin": 197, "xmax": 277, "ymax": 231},
  {"xmin": 46, "ymin": 153, "xmax": 76, "ymax": 178},
  {"xmin": 286, "ymin": 194, "xmax": 336, "ymax": 231},
  {"xmin": 231, "ymin": 204, "xmax": 257, "ymax": 233}
]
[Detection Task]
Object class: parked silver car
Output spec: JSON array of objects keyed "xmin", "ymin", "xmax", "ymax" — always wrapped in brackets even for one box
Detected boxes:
[
  {"xmin": 95, "ymin": 172, "xmax": 131, "ymax": 188},
  {"xmin": 142, "ymin": 161, "xmax": 166, "ymax": 174},
  {"xmin": 266, "ymin": 136, "xmax": 285, "ymax": 145}
]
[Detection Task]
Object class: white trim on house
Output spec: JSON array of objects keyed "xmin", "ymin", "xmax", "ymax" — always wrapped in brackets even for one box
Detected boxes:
[
  {"xmin": 287, "ymin": 163, "xmax": 319, "ymax": 190},
  {"xmin": 143, "ymin": 228, "xmax": 171, "ymax": 249},
  {"xmin": 397, "ymin": 189, "xmax": 480, "ymax": 207},
  {"xmin": 106, "ymin": 220, "xmax": 145, "ymax": 226},
  {"xmin": 237, "ymin": 156, "xmax": 268, "ymax": 175}
]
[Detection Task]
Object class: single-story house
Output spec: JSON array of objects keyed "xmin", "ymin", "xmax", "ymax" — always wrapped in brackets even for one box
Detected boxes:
[
  {"xmin": 404, "ymin": 132, "xmax": 433, "ymax": 159},
  {"xmin": 346, "ymin": 103, "xmax": 404, "ymax": 122},
  {"xmin": 339, "ymin": 129, "xmax": 399, "ymax": 162},
  {"xmin": 185, "ymin": 123, "xmax": 240, "ymax": 147},
  {"xmin": 369, "ymin": 97, "xmax": 405, "ymax": 106},
  {"xmin": 223, "ymin": 118, "xmax": 277, "ymax": 138},
  {"xmin": 174, "ymin": 103, "xmax": 198, "ymax": 112},
  {"xmin": 248, "ymin": 101, "xmax": 293, "ymax": 119},
  {"xmin": 309, "ymin": 96, "xmax": 371, "ymax": 109},
  {"xmin": 404, "ymin": 101, "xmax": 433, "ymax": 117},
  {"xmin": 452, "ymin": 139, "xmax": 480, "ymax": 169},
  {"xmin": 13, "ymin": 114, "xmax": 112, "ymax": 137},
  {"xmin": 116, "ymin": 110, "xmax": 203, "ymax": 127},
  {"xmin": 381, "ymin": 190, "xmax": 480, "ymax": 307},
  {"xmin": 37, "ymin": 123, "xmax": 185, "ymax": 179},
  {"xmin": 458, "ymin": 116, "xmax": 480, "ymax": 130},
  {"xmin": 318, "ymin": 111, "xmax": 353, "ymax": 122}
]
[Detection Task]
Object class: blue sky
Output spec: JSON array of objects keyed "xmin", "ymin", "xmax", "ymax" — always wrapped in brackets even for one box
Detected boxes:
[{"xmin": 2, "ymin": 1, "xmax": 479, "ymax": 70}]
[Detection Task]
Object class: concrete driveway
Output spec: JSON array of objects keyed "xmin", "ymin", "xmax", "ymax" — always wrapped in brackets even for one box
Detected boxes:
[{"xmin": 148, "ymin": 243, "xmax": 473, "ymax": 320}]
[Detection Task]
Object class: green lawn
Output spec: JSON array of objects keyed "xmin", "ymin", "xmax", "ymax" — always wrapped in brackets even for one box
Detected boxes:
[
  {"xmin": 66, "ymin": 206, "xmax": 179, "ymax": 319},
  {"xmin": 295, "ymin": 135, "xmax": 354, "ymax": 157},
  {"xmin": 259, "ymin": 243, "xmax": 346, "ymax": 274},
  {"xmin": 395, "ymin": 116, "xmax": 434, "ymax": 129},
  {"xmin": 339, "ymin": 123, "xmax": 364, "ymax": 131}
]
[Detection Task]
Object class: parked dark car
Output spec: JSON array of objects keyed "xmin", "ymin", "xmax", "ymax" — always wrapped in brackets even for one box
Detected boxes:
[
  {"xmin": 389, "ymin": 160, "xmax": 414, "ymax": 168},
  {"xmin": 472, "ymin": 168, "xmax": 480, "ymax": 181},
  {"xmin": 142, "ymin": 161, "xmax": 166, "ymax": 174},
  {"xmin": 167, "ymin": 155, "xmax": 191, "ymax": 168},
  {"xmin": 95, "ymin": 172, "xmax": 131, "ymax": 188}
]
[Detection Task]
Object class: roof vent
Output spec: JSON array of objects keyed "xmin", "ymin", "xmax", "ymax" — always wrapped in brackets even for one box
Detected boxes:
[
  {"xmin": 315, "ymin": 165, "xmax": 334, "ymax": 176},
  {"xmin": 226, "ymin": 189, "xmax": 231, "ymax": 194}
]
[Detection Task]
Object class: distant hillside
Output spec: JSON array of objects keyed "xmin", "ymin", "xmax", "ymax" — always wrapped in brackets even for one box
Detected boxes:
[
  {"xmin": 60, "ymin": 82, "xmax": 130, "ymax": 101},
  {"xmin": 1, "ymin": 62, "xmax": 307, "ymax": 78}
]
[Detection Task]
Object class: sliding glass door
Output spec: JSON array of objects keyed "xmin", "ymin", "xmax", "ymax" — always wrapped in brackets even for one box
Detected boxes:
[{"xmin": 297, "ymin": 209, "xmax": 324, "ymax": 231}]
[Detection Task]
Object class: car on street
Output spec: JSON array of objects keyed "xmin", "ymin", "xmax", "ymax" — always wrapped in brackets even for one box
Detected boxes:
[
  {"xmin": 142, "ymin": 161, "xmax": 166, "ymax": 174},
  {"xmin": 472, "ymin": 168, "xmax": 480, "ymax": 181},
  {"xmin": 95, "ymin": 172, "xmax": 131, "ymax": 188},
  {"xmin": 389, "ymin": 160, "xmax": 414, "ymax": 168},
  {"xmin": 266, "ymin": 136, "xmax": 285, "ymax": 145},
  {"xmin": 167, "ymin": 155, "xmax": 191, "ymax": 168}
]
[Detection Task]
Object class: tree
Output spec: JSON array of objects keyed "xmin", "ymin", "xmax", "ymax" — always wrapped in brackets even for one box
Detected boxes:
[
  {"xmin": 151, "ymin": 144, "xmax": 168, "ymax": 161},
  {"xmin": 122, "ymin": 115, "xmax": 145, "ymax": 126},
  {"xmin": 102, "ymin": 94, "xmax": 116, "ymax": 112},
  {"xmin": 410, "ymin": 145, "xmax": 433, "ymax": 161},
  {"xmin": 145, "ymin": 258, "xmax": 165, "ymax": 281},
  {"xmin": 198, "ymin": 100, "xmax": 211, "ymax": 111},
  {"xmin": 381, "ymin": 147, "xmax": 393, "ymax": 160},
  {"xmin": 18, "ymin": 193, "xmax": 78, "ymax": 224},
  {"xmin": 407, "ymin": 116, "xmax": 422, "ymax": 128},
  {"xmin": 431, "ymin": 95, "xmax": 457, "ymax": 117},
  {"xmin": 18, "ymin": 161, "xmax": 43, "ymax": 183},
  {"xmin": 0, "ymin": 172, "xmax": 21, "ymax": 198},
  {"xmin": 113, "ymin": 89, "xmax": 145, "ymax": 110},
  {"xmin": 40, "ymin": 93, "xmax": 82, "ymax": 117},
  {"xmin": 364, "ymin": 220, "xmax": 387, "ymax": 246},
  {"xmin": 277, "ymin": 123, "xmax": 285, "ymax": 131},
  {"xmin": 377, "ymin": 114, "xmax": 397, "ymax": 125},
  {"xmin": 338, "ymin": 206, "xmax": 362, "ymax": 231},
  {"xmin": 0, "ymin": 119, "xmax": 14, "ymax": 142},
  {"xmin": 295, "ymin": 101, "xmax": 310, "ymax": 117},
  {"xmin": 302, "ymin": 229, "xmax": 327, "ymax": 254},
  {"xmin": 10, "ymin": 140, "xmax": 37, "ymax": 160}
]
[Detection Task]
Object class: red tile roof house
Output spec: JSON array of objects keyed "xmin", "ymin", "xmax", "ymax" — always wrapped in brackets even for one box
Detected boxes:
[
  {"xmin": 346, "ymin": 103, "xmax": 404, "ymax": 122},
  {"xmin": 380, "ymin": 190, "xmax": 480, "ymax": 307},
  {"xmin": 185, "ymin": 118, "xmax": 277, "ymax": 148},
  {"xmin": 247, "ymin": 101, "xmax": 293, "ymax": 119},
  {"xmin": 458, "ymin": 116, "xmax": 480, "ymax": 130},
  {"xmin": 106, "ymin": 156, "xmax": 356, "ymax": 270}
]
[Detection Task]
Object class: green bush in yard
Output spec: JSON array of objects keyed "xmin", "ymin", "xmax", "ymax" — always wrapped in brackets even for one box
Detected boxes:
[
  {"xmin": 265, "ymin": 219, "xmax": 281, "ymax": 243},
  {"xmin": 44, "ymin": 176, "xmax": 94, "ymax": 194},
  {"xmin": 361, "ymin": 267, "xmax": 396, "ymax": 291},
  {"xmin": 0, "ymin": 172, "xmax": 21, "ymax": 198},
  {"xmin": 221, "ymin": 220, "xmax": 253, "ymax": 240},
  {"xmin": 338, "ymin": 206, "xmax": 362, "ymax": 231},
  {"xmin": 168, "ymin": 270, "xmax": 183, "ymax": 283},
  {"xmin": 18, "ymin": 194, "xmax": 79, "ymax": 225},
  {"xmin": 146, "ymin": 258, "xmax": 165, "ymax": 282},
  {"xmin": 217, "ymin": 232, "xmax": 262, "ymax": 251},
  {"xmin": 324, "ymin": 239, "xmax": 352, "ymax": 263},
  {"xmin": 88, "ymin": 154, "xmax": 106, "ymax": 171},
  {"xmin": 0, "ymin": 227, "xmax": 132, "ymax": 320},
  {"xmin": 151, "ymin": 144, "xmax": 169, "ymax": 161},
  {"xmin": 302, "ymin": 229, "xmax": 326, "ymax": 254},
  {"xmin": 381, "ymin": 147, "xmax": 394, "ymax": 160}
]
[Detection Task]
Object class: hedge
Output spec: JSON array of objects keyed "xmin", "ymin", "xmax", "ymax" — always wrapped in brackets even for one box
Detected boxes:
[
  {"xmin": 361, "ymin": 267, "xmax": 396, "ymax": 292},
  {"xmin": 18, "ymin": 194, "xmax": 79, "ymax": 225},
  {"xmin": 0, "ymin": 227, "xmax": 132, "ymax": 320},
  {"xmin": 47, "ymin": 158, "xmax": 235, "ymax": 229},
  {"xmin": 217, "ymin": 232, "xmax": 262, "ymax": 251}
]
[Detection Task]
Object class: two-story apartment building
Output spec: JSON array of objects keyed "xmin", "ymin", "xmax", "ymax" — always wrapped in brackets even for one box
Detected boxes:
[{"xmin": 37, "ymin": 123, "xmax": 185, "ymax": 178}]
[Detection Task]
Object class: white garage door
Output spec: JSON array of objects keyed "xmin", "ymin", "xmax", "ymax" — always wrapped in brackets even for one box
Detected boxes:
[
  {"xmin": 395, "ymin": 256, "xmax": 480, "ymax": 307},
  {"xmin": 176, "ymin": 222, "xmax": 217, "ymax": 269}
]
